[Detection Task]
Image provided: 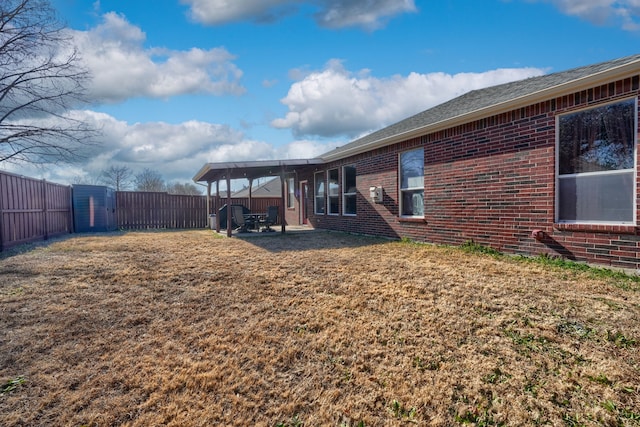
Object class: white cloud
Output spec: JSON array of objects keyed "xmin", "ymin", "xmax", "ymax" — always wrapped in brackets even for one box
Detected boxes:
[
  {"xmin": 71, "ymin": 12, "xmax": 245, "ymax": 103},
  {"xmin": 0, "ymin": 54, "xmax": 543, "ymax": 186},
  {"xmin": 114, "ymin": 120, "xmax": 245, "ymax": 164},
  {"xmin": 182, "ymin": 0, "xmax": 417, "ymax": 29},
  {"xmin": 527, "ymin": 0, "xmax": 640, "ymax": 30},
  {"xmin": 276, "ymin": 139, "xmax": 342, "ymax": 158},
  {"xmin": 271, "ymin": 60, "xmax": 545, "ymax": 138},
  {"xmin": 183, "ymin": 0, "xmax": 640, "ymax": 30},
  {"xmin": 0, "ymin": 110, "xmax": 285, "ymax": 185},
  {"xmin": 183, "ymin": 0, "xmax": 298, "ymax": 25},
  {"xmin": 315, "ymin": 0, "xmax": 417, "ymax": 30},
  {"xmin": 84, "ymin": 112, "xmax": 272, "ymax": 179}
]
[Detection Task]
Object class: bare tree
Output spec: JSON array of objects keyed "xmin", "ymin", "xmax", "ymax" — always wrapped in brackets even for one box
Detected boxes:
[
  {"xmin": 0, "ymin": 0, "xmax": 96, "ymax": 165},
  {"xmin": 71, "ymin": 173, "xmax": 101, "ymax": 185},
  {"xmin": 100, "ymin": 165, "xmax": 133, "ymax": 191},
  {"xmin": 134, "ymin": 168, "xmax": 165, "ymax": 192},
  {"xmin": 166, "ymin": 182, "xmax": 203, "ymax": 195}
]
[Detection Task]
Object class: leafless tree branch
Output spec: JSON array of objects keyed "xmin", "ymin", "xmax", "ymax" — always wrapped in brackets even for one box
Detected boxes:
[{"xmin": 0, "ymin": 0, "xmax": 98, "ymax": 165}]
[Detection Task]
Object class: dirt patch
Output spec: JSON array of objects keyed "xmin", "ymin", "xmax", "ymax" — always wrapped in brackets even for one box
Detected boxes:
[{"xmin": 1, "ymin": 230, "xmax": 639, "ymax": 426}]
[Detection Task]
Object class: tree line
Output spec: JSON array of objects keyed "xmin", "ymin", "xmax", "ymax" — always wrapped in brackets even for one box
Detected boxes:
[{"xmin": 75, "ymin": 165, "xmax": 203, "ymax": 195}]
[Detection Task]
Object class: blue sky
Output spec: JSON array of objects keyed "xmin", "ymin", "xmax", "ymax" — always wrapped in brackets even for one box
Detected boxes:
[{"xmin": 6, "ymin": 0, "xmax": 639, "ymax": 187}]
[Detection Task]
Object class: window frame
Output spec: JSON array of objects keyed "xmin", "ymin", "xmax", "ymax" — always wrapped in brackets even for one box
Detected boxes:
[
  {"xmin": 555, "ymin": 97, "xmax": 637, "ymax": 225},
  {"xmin": 286, "ymin": 177, "xmax": 295, "ymax": 209},
  {"xmin": 342, "ymin": 165, "xmax": 357, "ymax": 216},
  {"xmin": 314, "ymin": 171, "xmax": 325, "ymax": 215},
  {"xmin": 327, "ymin": 168, "xmax": 340, "ymax": 215},
  {"xmin": 399, "ymin": 148, "xmax": 425, "ymax": 218}
]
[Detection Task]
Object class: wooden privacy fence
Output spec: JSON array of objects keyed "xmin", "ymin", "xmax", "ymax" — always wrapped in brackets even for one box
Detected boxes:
[
  {"xmin": 0, "ymin": 172, "xmax": 286, "ymax": 251},
  {"xmin": 0, "ymin": 171, "xmax": 73, "ymax": 251},
  {"xmin": 117, "ymin": 191, "xmax": 208, "ymax": 230},
  {"xmin": 116, "ymin": 194, "xmax": 283, "ymax": 229},
  {"xmin": 212, "ymin": 197, "xmax": 282, "ymax": 222}
]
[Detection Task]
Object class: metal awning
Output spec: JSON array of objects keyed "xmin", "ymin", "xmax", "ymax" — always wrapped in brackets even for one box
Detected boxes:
[{"xmin": 193, "ymin": 159, "xmax": 325, "ymax": 183}]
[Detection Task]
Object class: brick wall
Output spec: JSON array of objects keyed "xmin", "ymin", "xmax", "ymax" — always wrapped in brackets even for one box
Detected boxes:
[{"xmin": 299, "ymin": 75, "xmax": 640, "ymax": 270}]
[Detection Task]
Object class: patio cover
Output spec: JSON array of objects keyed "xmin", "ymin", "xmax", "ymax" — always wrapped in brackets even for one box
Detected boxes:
[
  {"xmin": 193, "ymin": 159, "xmax": 324, "ymax": 184},
  {"xmin": 193, "ymin": 159, "xmax": 324, "ymax": 236}
]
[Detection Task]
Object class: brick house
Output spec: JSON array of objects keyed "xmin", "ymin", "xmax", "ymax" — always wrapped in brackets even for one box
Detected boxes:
[{"xmin": 194, "ymin": 54, "xmax": 640, "ymax": 271}]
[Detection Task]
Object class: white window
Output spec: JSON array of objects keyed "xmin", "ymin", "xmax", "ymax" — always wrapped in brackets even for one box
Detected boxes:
[
  {"xmin": 328, "ymin": 169, "xmax": 339, "ymax": 215},
  {"xmin": 287, "ymin": 177, "xmax": 295, "ymax": 209},
  {"xmin": 399, "ymin": 148, "xmax": 424, "ymax": 217},
  {"xmin": 314, "ymin": 172, "xmax": 325, "ymax": 215},
  {"xmin": 556, "ymin": 98, "xmax": 637, "ymax": 224},
  {"xmin": 342, "ymin": 165, "xmax": 357, "ymax": 216}
]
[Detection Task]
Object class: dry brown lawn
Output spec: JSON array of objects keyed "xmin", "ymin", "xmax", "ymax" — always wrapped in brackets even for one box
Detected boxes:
[{"xmin": 1, "ymin": 230, "xmax": 639, "ymax": 426}]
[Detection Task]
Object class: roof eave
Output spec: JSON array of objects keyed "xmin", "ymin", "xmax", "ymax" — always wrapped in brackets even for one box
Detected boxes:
[
  {"xmin": 193, "ymin": 158, "xmax": 325, "ymax": 183},
  {"xmin": 320, "ymin": 60, "xmax": 640, "ymax": 162},
  {"xmin": 193, "ymin": 163, "xmax": 214, "ymax": 183}
]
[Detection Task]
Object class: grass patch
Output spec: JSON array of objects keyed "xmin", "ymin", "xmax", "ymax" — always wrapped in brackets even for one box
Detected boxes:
[
  {"xmin": 504, "ymin": 328, "xmax": 550, "ymax": 355},
  {"xmin": 1, "ymin": 377, "xmax": 25, "ymax": 395},
  {"xmin": 525, "ymin": 253, "xmax": 640, "ymax": 290},
  {"xmin": 455, "ymin": 407, "xmax": 504, "ymax": 426},
  {"xmin": 0, "ymin": 286, "xmax": 24, "ymax": 297},
  {"xmin": 482, "ymin": 367, "xmax": 511, "ymax": 384},
  {"xmin": 401, "ymin": 238, "xmax": 640, "ymax": 291},
  {"xmin": 456, "ymin": 240, "xmax": 640, "ymax": 290},
  {"xmin": 1, "ymin": 230, "xmax": 639, "ymax": 426},
  {"xmin": 587, "ymin": 373, "xmax": 613, "ymax": 386},
  {"xmin": 460, "ymin": 240, "xmax": 503, "ymax": 257},
  {"xmin": 389, "ymin": 399, "xmax": 417, "ymax": 421},
  {"xmin": 276, "ymin": 414, "xmax": 303, "ymax": 427},
  {"xmin": 607, "ymin": 330, "xmax": 637, "ymax": 348},
  {"xmin": 412, "ymin": 355, "xmax": 441, "ymax": 371},
  {"xmin": 601, "ymin": 400, "xmax": 640, "ymax": 421}
]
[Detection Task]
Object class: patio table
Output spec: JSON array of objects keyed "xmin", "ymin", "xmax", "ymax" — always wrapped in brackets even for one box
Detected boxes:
[{"xmin": 243, "ymin": 212, "xmax": 265, "ymax": 231}]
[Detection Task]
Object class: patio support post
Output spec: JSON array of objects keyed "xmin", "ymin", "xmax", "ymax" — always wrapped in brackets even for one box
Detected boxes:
[
  {"xmin": 206, "ymin": 181, "xmax": 211, "ymax": 221},
  {"xmin": 280, "ymin": 165, "xmax": 286, "ymax": 234},
  {"xmin": 248, "ymin": 178, "xmax": 253, "ymax": 212},
  {"xmin": 215, "ymin": 180, "xmax": 221, "ymax": 232},
  {"xmin": 226, "ymin": 170, "xmax": 232, "ymax": 237}
]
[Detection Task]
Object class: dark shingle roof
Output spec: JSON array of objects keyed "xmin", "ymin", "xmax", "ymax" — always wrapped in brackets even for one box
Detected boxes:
[
  {"xmin": 232, "ymin": 177, "xmax": 281, "ymax": 198},
  {"xmin": 320, "ymin": 54, "xmax": 640, "ymax": 160}
]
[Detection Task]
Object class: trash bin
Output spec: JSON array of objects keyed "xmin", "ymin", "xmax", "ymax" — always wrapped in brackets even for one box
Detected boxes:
[{"xmin": 209, "ymin": 214, "xmax": 216, "ymax": 230}]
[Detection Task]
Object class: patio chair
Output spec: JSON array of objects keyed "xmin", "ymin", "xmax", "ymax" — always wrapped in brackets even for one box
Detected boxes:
[
  {"xmin": 231, "ymin": 205, "xmax": 251, "ymax": 232},
  {"xmin": 259, "ymin": 205, "xmax": 278, "ymax": 232}
]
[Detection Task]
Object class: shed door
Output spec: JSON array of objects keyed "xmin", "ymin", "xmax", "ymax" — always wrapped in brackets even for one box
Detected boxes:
[{"xmin": 105, "ymin": 188, "xmax": 116, "ymax": 230}]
